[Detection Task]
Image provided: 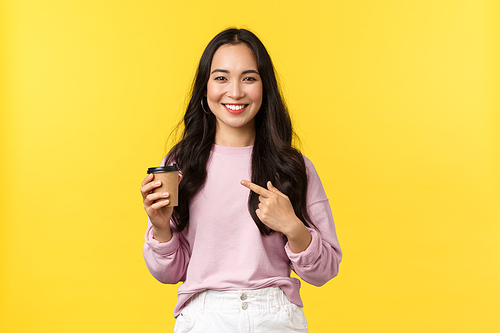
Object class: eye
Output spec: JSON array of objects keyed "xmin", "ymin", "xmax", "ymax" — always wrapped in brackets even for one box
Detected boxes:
[
  {"xmin": 243, "ymin": 77, "xmax": 257, "ymax": 82},
  {"xmin": 214, "ymin": 76, "xmax": 226, "ymax": 81}
]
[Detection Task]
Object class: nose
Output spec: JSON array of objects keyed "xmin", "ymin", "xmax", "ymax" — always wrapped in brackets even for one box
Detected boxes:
[{"xmin": 226, "ymin": 81, "xmax": 245, "ymax": 99}]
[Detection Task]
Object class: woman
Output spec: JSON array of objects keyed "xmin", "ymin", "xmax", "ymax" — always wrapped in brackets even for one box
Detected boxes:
[{"xmin": 141, "ymin": 28, "xmax": 342, "ymax": 332}]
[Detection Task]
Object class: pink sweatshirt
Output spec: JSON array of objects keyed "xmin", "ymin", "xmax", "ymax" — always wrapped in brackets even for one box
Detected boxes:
[{"xmin": 143, "ymin": 144, "xmax": 342, "ymax": 317}]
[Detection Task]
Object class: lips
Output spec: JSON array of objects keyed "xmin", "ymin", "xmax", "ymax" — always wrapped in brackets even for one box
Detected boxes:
[{"xmin": 223, "ymin": 103, "xmax": 248, "ymax": 115}]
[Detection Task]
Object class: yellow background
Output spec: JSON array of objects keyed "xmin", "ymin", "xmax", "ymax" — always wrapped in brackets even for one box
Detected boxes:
[{"xmin": 1, "ymin": 0, "xmax": 499, "ymax": 332}]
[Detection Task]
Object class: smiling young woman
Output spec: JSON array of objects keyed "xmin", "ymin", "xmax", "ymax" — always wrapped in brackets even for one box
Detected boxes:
[
  {"xmin": 140, "ymin": 28, "xmax": 342, "ymax": 333},
  {"xmin": 206, "ymin": 43, "xmax": 263, "ymax": 147}
]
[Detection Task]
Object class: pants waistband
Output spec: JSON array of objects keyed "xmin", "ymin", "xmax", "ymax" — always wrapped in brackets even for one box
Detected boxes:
[{"xmin": 186, "ymin": 287, "xmax": 290, "ymax": 313}]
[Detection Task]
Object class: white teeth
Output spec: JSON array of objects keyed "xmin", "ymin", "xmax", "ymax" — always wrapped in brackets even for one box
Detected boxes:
[{"xmin": 224, "ymin": 104, "xmax": 246, "ymax": 111}]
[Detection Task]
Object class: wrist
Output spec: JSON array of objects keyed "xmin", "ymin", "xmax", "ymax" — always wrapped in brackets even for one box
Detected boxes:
[
  {"xmin": 283, "ymin": 217, "xmax": 305, "ymax": 239},
  {"xmin": 152, "ymin": 225, "xmax": 172, "ymax": 243},
  {"xmin": 285, "ymin": 218, "xmax": 312, "ymax": 253}
]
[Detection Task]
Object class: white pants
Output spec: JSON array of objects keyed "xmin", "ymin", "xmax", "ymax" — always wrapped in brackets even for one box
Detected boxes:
[{"xmin": 173, "ymin": 287, "xmax": 308, "ymax": 333}]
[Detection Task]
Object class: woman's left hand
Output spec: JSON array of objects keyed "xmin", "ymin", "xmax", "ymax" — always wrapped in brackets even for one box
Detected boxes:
[
  {"xmin": 240, "ymin": 180, "xmax": 301, "ymax": 236},
  {"xmin": 241, "ymin": 180, "xmax": 312, "ymax": 253}
]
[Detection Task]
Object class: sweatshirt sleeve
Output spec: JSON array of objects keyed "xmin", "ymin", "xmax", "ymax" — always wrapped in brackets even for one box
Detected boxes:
[
  {"xmin": 142, "ymin": 221, "xmax": 191, "ymax": 284},
  {"xmin": 284, "ymin": 157, "xmax": 342, "ymax": 286}
]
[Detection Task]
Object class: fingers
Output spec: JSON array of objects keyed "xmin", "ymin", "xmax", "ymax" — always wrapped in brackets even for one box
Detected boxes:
[
  {"xmin": 242, "ymin": 179, "xmax": 286, "ymax": 197},
  {"xmin": 240, "ymin": 180, "xmax": 270, "ymax": 197},
  {"xmin": 145, "ymin": 199, "xmax": 173, "ymax": 226},
  {"xmin": 144, "ymin": 191, "xmax": 170, "ymax": 206},
  {"xmin": 144, "ymin": 192, "xmax": 172, "ymax": 221},
  {"xmin": 255, "ymin": 201, "xmax": 264, "ymax": 219},
  {"xmin": 141, "ymin": 179, "xmax": 162, "ymax": 198},
  {"xmin": 141, "ymin": 173, "xmax": 154, "ymax": 186},
  {"xmin": 147, "ymin": 198, "xmax": 171, "ymax": 212},
  {"xmin": 266, "ymin": 181, "xmax": 288, "ymax": 199},
  {"xmin": 141, "ymin": 173, "xmax": 174, "ymax": 230},
  {"xmin": 267, "ymin": 181, "xmax": 281, "ymax": 194},
  {"xmin": 241, "ymin": 179, "xmax": 289, "ymax": 201}
]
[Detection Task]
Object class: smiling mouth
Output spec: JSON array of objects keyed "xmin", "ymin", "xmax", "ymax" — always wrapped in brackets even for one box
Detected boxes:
[
  {"xmin": 223, "ymin": 104, "xmax": 248, "ymax": 111},
  {"xmin": 223, "ymin": 104, "xmax": 248, "ymax": 114}
]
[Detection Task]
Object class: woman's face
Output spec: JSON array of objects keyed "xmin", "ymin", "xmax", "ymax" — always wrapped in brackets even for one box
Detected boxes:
[{"xmin": 206, "ymin": 43, "xmax": 263, "ymax": 139}]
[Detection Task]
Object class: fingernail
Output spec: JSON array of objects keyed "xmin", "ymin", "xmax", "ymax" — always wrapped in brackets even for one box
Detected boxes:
[
  {"xmin": 155, "ymin": 181, "xmax": 161, "ymax": 185},
  {"xmin": 163, "ymin": 192, "xmax": 169, "ymax": 197},
  {"xmin": 164, "ymin": 200, "xmax": 169, "ymax": 204}
]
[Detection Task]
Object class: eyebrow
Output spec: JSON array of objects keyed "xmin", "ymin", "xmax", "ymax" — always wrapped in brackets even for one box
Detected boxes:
[{"xmin": 211, "ymin": 69, "xmax": 260, "ymax": 75}]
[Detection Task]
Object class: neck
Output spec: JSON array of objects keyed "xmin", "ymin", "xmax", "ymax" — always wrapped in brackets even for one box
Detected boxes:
[{"xmin": 214, "ymin": 123, "xmax": 256, "ymax": 147}]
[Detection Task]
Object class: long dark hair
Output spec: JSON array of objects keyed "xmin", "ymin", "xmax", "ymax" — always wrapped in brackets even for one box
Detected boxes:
[{"xmin": 166, "ymin": 28, "xmax": 314, "ymax": 235}]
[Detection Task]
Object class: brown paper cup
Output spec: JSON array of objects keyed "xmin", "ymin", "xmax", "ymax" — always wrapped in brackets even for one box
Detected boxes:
[{"xmin": 147, "ymin": 164, "xmax": 179, "ymax": 207}]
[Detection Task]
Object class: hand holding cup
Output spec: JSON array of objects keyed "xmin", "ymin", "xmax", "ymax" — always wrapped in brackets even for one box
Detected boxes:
[{"xmin": 141, "ymin": 164, "xmax": 180, "ymax": 242}]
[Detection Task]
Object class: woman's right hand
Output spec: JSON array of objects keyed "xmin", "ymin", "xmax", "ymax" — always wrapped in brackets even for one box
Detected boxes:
[{"xmin": 141, "ymin": 173, "xmax": 173, "ymax": 242}]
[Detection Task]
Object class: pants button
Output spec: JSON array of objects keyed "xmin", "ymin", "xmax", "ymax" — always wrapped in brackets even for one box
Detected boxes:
[
  {"xmin": 242, "ymin": 302, "xmax": 248, "ymax": 310},
  {"xmin": 240, "ymin": 293, "xmax": 247, "ymax": 301}
]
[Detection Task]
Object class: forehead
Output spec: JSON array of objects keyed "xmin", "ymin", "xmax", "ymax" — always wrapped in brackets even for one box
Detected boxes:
[{"xmin": 210, "ymin": 44, "xmax": 258, "ymax": 71}]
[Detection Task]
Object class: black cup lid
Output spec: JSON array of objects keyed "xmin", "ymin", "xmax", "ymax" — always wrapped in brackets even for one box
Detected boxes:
[{"xmin": 147, "ymin": 164, "xmax": 178, "ymax": 174}]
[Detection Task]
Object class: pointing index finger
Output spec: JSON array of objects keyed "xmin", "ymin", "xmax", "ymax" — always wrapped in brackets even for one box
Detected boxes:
[{"xmin": 240, "ymin": 180, "xmax": 270, "ymax": 197}]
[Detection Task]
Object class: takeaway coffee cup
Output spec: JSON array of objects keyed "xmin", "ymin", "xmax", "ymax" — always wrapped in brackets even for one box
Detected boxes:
[{"xmin": 147, "ymin": 164, "xmax": 179, "ymax": 207}]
